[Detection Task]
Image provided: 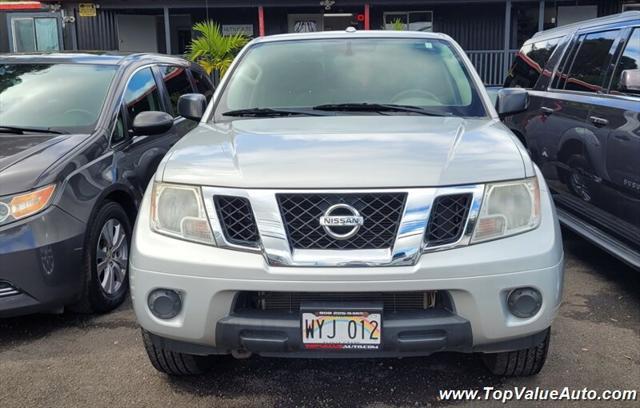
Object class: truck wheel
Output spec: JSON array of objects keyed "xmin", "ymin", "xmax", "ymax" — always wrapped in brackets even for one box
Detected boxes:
[
  {"xmin": 482, "ymin": 328, "xmax": 550, "ymax": 377},
  {"xmin": 142, "ymin": 329, "xmax": 213, "ymax": 376},
  {"xmin": 70, "ymin": 201, "xmax": 131, "ymax": 313},
  {"xmin": 566, "ymin": 154, "xmax": 594, "ymax": 202}
]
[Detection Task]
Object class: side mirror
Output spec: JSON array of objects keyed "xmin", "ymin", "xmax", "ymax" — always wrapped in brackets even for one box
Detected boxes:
[
  {"xmin": 619, "ymin": 69, "xmax": 640, "ymax": 92},
  {"xmin": 485, "ymin": 86, "xmax": 500, "ymax": 107},
  {"xmin": 496, "ymin": 88, "xmax": 529, "ymax": 118},
  {"xmin": 178, "ymin": 93, "xmax": 208, "ymax": 122},
  {"xmin": 132, "ymin": 111, "xmax": 174, "ymax": 136}
]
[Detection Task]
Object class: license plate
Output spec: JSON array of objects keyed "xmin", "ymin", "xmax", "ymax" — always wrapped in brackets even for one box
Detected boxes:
[{"xmin": 301, "ymin": 310, "xmax": 382, "ymax": 350}]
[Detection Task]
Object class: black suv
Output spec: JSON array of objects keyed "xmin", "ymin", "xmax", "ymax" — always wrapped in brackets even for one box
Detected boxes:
[
  {"xmin": 0, "ymin": 53, "xmax": 214, "ymax": 317},
  {"xmin": 502, "ymin": 11, "xmax": 640, "ymax": 269}
]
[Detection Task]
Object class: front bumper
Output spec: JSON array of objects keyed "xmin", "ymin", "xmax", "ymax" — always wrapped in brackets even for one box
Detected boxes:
[
  {"xmin": 131, "ymin": 180, "xmax": 564, "ymax": 356},
  {"xmin": 0, "ymin": 206, "xmax": 85, "ymax": 317}
]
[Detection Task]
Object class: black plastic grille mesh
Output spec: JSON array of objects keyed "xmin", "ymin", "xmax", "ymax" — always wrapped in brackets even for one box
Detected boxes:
[
  {"xmin": 277, "ymin": 193, "xmax": 407, "ymax": 250},
  {"xmin": 214, "ymin": 196, "xmax": 260, "ymax": 247},
  {"xmin": 237, "ymin": 291, "xmax": 438, "ymax": 313},
  {"xmin": 426, "ymin": 194, "xmax": 472, "ymax": 246}
]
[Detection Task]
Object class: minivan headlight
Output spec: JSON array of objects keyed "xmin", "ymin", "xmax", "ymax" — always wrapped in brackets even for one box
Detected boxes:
[
  {"xmin": 150, "ymin": 182, "xmax": 215, "ymax": 245},
  {"xmin": 0, "ymin": 184, "xmax": 56, "ymax": 226},
  {"xmin": 471, "ymin": 177, "xmax": 540, "ymax": 243}
]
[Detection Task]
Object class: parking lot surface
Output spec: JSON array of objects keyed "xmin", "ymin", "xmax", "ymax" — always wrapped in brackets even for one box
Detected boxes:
[{"xmin": 1, "ymin": 230, "xmax": 638, "ymax": 408}]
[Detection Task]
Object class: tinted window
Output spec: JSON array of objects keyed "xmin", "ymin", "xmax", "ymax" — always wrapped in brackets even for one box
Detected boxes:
[
  {"xmin": 611, "ymin": 29, "xmax": 640, "ymax": 95},
  {"xmin": 216, "ymin": 38, "xmax": 486, "ymax": 118},
  {"xmin": 0, "ymin": 63, "xmax": 116, "ymax": 132},
  {"xmin": 564, "ymin": 30, "xmax": 620, "ymax": 93},
  {"xmin": 124, "ymin": 68, "xmax": 162, "ymax": 125},
  {"xmin": 161, "ymin": 66, "xmax": 193, "ymax": 116},
  {"xmin": 552, "ymin": 37, "xmax": 580, "ymax": 89},
  {"xmin": 111, "ymin": 112, "xmax": 126, "ymax": 144},
  {"xmin": 505, "ymin": 38, "xmax": 560, "ymax": 89},
  {"xmin": 191, "ymin": 70, "xmax": 215, "ymax": 101}
]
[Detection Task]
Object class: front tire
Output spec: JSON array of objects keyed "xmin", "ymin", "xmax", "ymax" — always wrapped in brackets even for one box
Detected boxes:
[
  {"xmin": 71, "ymin": 201, "xmax": 131, "ymax": 313},
  {"xmin": 482, "ymin": 328, "xmax": 550, "ymax": 377},
  {"xmin": 142, "ymin": 329, "xmax": 214, "ymax": 376},
  {"xmin": 566, "ymin": 154, "xmax": 594, "ymax": 203}
]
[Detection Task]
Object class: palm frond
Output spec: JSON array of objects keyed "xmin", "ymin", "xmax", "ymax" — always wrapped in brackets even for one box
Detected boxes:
[{"xmin": 185, "ymin": 21, "xmax": 249, "ymax": 77}]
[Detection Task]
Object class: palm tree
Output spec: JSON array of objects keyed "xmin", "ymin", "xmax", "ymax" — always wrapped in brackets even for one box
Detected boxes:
[
  {"xmin": 391, "ymin": 18, "xmax": 406, "ymax": 31},
  {"xmin": 186, "ymin": 21, "xmax": 249, "ymax": 81}
]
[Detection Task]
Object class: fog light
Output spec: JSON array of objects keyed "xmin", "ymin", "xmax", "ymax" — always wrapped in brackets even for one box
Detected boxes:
[
  {"xmin": 507, "ymin": 287, "xmax": 542, "ymax": 318},
  {"xmin": 148, "ymin": 289, "xmax": 182, "ymax": 319}
]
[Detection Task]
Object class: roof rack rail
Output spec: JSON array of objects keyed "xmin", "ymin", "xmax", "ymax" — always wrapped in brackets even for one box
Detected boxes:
[{"xmin": 531, "ymin": 10, "xmax": 640, "ymax": 39}]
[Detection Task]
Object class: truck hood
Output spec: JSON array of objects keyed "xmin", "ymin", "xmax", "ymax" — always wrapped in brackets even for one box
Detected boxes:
[
  {"xmin": 0, "ymin": 133, "xmax": 88, "ymax": 196},
  {"xmin": 160, "ymin": 116, "xmax": 529, "ymax": 188}
]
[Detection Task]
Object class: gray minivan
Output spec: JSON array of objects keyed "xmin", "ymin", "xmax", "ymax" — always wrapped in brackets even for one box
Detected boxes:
[{"xmin": 0, "ymin": 53, "xmax": 214, "ymax": 317}]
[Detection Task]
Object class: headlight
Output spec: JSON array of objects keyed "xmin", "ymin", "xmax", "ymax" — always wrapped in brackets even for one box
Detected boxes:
[
  {"xmin": 150, "ymin": 182, "xmax": 215, "ymax": 245},
  {"xmin": 471, "ymin": 177, "xmax": 540, "ymax": 243},
  {"xmin": 0, "ymin": 184, "xmax": 56, "ymax": 226}
]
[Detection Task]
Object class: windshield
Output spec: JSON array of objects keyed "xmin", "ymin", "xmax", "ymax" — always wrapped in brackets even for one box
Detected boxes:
[
  {"xmin": 215, "ymin": 38, "xmax": 486, "ymax": 120},
  {"xmin": 0, "ymin": 63, "xmax": 117, "ymax": 132}
]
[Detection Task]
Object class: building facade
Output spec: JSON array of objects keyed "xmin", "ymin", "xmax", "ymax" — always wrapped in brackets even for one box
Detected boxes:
[{"xmin": 2, "ymin": 0, "xmax": 639, "ymax": 84}]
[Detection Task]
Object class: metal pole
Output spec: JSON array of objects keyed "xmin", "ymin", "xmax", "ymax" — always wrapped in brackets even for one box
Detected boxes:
[
  {"xmin": 163, "ymin": 7, "xmax": 171, "ymax": 55},
  {"xmin": 364, "ymin": 3, "xmax": 370, "ymax": 30},
  {"xmin": 258, "ymin": 6, "xmax": 265, "ymax": 36},
  {"xmin": 538, "ymin": 0, "xmax": 545, "ymax": 32},
  {"xmin": 503, "ymin": 0, "xmax": 512, "ymax": 76}
]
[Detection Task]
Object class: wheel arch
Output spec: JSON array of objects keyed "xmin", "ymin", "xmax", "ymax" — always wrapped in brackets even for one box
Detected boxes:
[
  {"xmin": 102, "ymin": 189, "xmax": 138, "ymax": 226},
  {"xmin": 87, "ymin": 184, "xmax": 140, "ymax": 228},
  {"xmin": 557, "ymin": 138, "xmax": 587, "ymax": 164}
]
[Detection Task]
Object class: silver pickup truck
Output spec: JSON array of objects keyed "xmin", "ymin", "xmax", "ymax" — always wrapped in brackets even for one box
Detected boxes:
[{"xmin": 129, "ymin": 29, "xmax": 564, "ymax": 378}]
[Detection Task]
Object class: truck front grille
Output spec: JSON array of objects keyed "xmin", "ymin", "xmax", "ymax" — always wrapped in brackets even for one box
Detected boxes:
[
  {"xmin": 425, "ymin": 194, "xmax": 472, "ymax": 246},
  {"xmin": 214, "ymin": 195, "xmax": 260, "ymax": 247},
  {"xmin": 277, "ymin": 193, "xmax": 406, "ymax": 250},
  {"xmin": 235, "ymin": 291, "xmax": 442, "ymax": 313}
]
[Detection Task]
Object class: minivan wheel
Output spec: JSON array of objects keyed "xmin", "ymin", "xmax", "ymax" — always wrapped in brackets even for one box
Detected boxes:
[
  {"xmin": 70, "ymin": 201, "xmax": 132, "ymax": 313},
  {"xmin": 566, "ymin": 154, "xmax": 593, "ymax": 202},
  {"xmin": 142, "ymin": 329, "xmax": 214, "ymax": 376},
  {"xmin": 482, "ymin": 328, "xmax": 550, "ymax": 377}
]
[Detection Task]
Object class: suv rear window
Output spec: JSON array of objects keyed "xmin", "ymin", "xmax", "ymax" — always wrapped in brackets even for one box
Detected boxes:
[
  {"xmin": 504, "ymin": 38, "xmax": 560, "ymax": 89},
  {"xmin": 563, "ymin": 30, "xmax": 621, "ymax": 93},
  {"xmin": 611, "ymin": 28, "xmax": 640, "ymax": 96}
]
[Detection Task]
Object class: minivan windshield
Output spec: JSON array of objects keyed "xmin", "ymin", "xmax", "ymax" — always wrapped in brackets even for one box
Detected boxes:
[
  {"xmin": 0, "ymin": 63, "xmax": 117, "ymax": 133},
  {"xmin": 215, "ymin": 38, "xmax": 487, "ymax": 120}
]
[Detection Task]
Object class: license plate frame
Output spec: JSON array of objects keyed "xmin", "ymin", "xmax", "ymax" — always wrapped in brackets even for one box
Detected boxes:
[{"xmin": 300, "ymin": 302, "xmax": 383, "ymax": 351}]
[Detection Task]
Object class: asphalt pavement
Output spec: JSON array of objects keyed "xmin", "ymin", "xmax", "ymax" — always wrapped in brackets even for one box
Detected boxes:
[{"xmin": 1, "ymin": 229, "xmax": 638, "ymax": 408}]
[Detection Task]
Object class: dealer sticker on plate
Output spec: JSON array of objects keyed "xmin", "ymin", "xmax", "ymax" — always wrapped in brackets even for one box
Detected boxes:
[{"xmin": 301, "ymin": 310, "xmax": 382, "ymax": 350}]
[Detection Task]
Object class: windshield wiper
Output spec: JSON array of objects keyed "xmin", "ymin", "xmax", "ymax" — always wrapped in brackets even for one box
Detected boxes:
[
  {"xmin": 222, "ymin": 107, "xmax": 328, "ymax": 117},
  {"xmin": 0, "ymin": 126, "xmax": 66, "ymax": 135},
  {"xmin": 312, "ymin": 103, "xmax": 450, "ymax": 116}
]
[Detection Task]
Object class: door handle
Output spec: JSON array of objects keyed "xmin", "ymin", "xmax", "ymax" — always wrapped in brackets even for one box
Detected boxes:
[
  {"xmin": 614, "ymin": 134, "xmax": 630, "ymax": 142},
  {"xmin": 589, "ymin": 116, "xmax": 609, "ymax": 126},
  {"xmin": 540, "ymin": 106, "xmax": 555, "ymax": 115}
]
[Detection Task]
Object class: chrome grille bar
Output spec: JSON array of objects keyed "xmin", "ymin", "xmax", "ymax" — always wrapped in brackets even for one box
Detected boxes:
[
  {"xmin": 0, "ymin": 283, "xmax": 20, "ymax": 298},
  {"xmin": 201, "ymin": 185, "xmax": 484, "ymax": 267}
]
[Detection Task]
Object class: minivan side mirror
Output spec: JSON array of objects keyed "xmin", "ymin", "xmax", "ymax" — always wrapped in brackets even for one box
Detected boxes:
[
  {"xmin": 496, "ymin": 88, "xmax": 529, "ymax": 118},
  {"xmin": 178, "ymin": 93, "xmax": 208, "ymax": 122},
  {"xmin": 619, "ymin": 69, "xmax": 640, "ymax": 92},
  {"xmin": 132, "ymin": 111, "xmax": 174, "ymax": 136}
]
